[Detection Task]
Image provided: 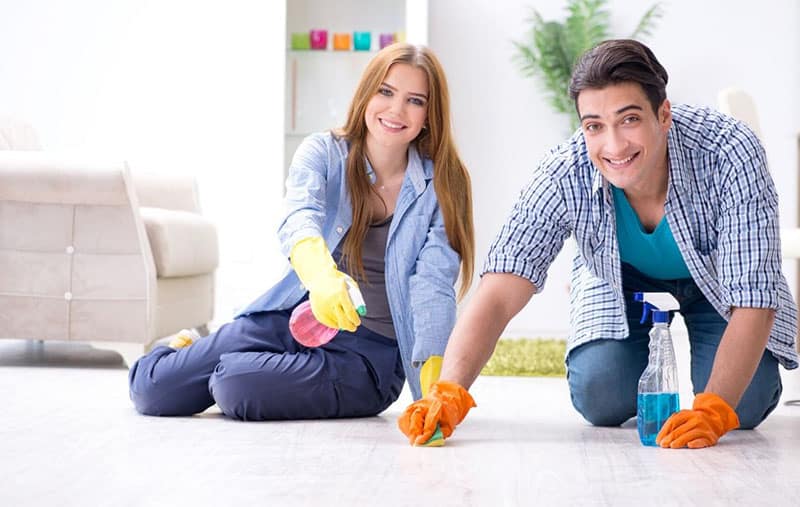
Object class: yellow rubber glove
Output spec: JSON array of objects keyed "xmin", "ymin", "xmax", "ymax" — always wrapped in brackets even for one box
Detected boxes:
[
  {"xmin": 420, "ymin": 355, "xmax": 443, "ymax": 396},
  {"xmin": 290, "ymin": 236, "xmax": 360, "ymax": 332},
  {"xmin": 168, "ymin": 329, "xmax": 201, "ymax": 349},
  {"xmin": 656, "ymin": 392, "xmax": 740, "ymax": 449},
  {"xmin": 397, "ymin": 379, "xmax": 476, "ymax": 446},
  {"xmin": 419, "ymin": 356, "xmax": 444, "ymax": 447}
]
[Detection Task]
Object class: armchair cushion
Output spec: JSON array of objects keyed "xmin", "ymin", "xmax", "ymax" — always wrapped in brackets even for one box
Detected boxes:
[{"xmin": 140, "ymin": 207, "xmax": 219, "ymax": 278}]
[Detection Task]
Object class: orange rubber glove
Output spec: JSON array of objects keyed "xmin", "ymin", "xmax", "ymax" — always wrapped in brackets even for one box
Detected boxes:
[
  {"xmin": 656, "ymin": 392, "xmax": 740, "ymax": 449},
  {"xmin": 397, "ymin": 380, "xmax": 476, "ymax": 446}
]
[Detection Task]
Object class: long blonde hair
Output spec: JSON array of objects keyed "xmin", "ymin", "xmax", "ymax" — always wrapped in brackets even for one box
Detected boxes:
[{"xmin": 334, "ymin": 43, "xmax": 474, "ymax": 300}]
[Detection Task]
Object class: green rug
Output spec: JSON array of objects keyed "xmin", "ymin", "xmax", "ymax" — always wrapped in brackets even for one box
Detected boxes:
[{"xmin": 480, "ymin": 338, "xmax": 566, "ymax": 377}]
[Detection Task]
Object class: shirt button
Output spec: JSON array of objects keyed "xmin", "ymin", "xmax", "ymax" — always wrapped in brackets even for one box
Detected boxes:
[
  {"xmin": 65, "ymin": 246, "xmax": 75, "ymax": 254},
  {"xmin": 336, "ymin": 226, "xmax": 343, "ymax": 234},
  {"xmin": 64, "ymin": 292, "xmax": 73, "ymax": 301}
]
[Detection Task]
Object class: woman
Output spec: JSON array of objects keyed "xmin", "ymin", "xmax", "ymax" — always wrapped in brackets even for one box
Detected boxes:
[{"xmin": 129, "ymin": 43, "xmax": 474, "ymax": 420}]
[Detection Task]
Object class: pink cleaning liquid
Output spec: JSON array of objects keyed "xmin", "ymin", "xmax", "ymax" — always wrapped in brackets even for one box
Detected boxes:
[{"xmin": 289, "ymin": 301, "xmax": 339, "ymax": 347}]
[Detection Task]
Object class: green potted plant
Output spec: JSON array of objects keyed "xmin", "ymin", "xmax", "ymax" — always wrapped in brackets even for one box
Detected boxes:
[{"xmin": 513, "ymin": 0, "xmax": 663, "ymax": 131}]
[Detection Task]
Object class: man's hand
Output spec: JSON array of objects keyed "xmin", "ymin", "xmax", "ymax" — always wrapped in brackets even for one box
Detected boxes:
[
  {"xmin": 656, "ymin": 392, "xmax": 740, "ymax": 449},
  {"xmin": 397, "ymin": 381, "xmax": 476, "ymax": 446}
]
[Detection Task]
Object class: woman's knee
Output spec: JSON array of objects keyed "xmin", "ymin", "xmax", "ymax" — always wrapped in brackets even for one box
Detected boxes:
[
  {"xmin": 209, "ymin": 353, "xmax": 339, "ymax": 421},
  {"xmin": 128, "ymin": 351, "xmax": 168, "ymax": 415},
  {"xmin": 128, "ymin": 347, "xmax": 209, "ymax": 416}
]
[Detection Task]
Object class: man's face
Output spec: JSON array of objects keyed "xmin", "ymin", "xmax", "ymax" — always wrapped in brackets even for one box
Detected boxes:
[{"xmin": 577, "ymin": 82, "xmax": 672, "ymax": 196}]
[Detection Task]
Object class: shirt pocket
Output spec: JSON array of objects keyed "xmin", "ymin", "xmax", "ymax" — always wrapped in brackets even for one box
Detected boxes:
[{"xmin": 691, "ymin": 197, "xmax": 718, "ymax": 255}]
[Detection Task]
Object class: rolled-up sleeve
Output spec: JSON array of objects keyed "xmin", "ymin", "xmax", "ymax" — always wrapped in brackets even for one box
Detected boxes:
[
  {"xmin": 483, "ymin": 159, "xmax": 572, "ymax": 292},
  {"xmin": 716, "ymin": 132, "xmax": 783, "ymax": 310},
  {"xmin": 277, "ymin": 134, "xmax": 330, "ymax": 257}
]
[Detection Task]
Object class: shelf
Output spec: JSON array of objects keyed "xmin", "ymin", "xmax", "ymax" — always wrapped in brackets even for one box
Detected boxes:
[{"xmin": 287, "ymin": 49, "xmax": 379, "ymax": 54}]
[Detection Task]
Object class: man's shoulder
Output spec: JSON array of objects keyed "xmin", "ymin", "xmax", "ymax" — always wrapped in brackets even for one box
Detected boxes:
[
  {"xmin": 538, "ymin": 130, "xmax": 591, "ymax": 179},
  {"xmin": 671, "ymin": 104, "xmax": 761, "ymax": 155}
]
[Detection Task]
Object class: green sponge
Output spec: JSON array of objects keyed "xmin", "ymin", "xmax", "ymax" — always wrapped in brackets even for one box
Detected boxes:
[{"xmin": 420, "ymin": 425, "xmax": 445, "ymax": 447}]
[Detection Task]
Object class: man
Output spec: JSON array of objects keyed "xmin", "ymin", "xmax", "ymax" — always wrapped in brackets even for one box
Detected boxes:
[{"xmin": 398, "ymin": 39, "xmax": 798, "ymax": 449}]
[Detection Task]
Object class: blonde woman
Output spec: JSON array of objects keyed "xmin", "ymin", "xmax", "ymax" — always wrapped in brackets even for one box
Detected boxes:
[{"xmin": 129, "ymin": 43, "xmax": 475, "ymax": 420}]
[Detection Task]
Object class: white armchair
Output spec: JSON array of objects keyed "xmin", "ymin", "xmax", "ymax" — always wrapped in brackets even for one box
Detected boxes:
[{"xmin": 0, "ymin": 123, "xmax": 217, "ymax": 350}]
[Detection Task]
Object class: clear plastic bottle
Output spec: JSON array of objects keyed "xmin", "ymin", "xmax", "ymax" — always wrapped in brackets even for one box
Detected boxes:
[
  {"xmin": 289, "ymin": 280, "xmax": 366, "ymax": 347},
  {"xmin": 635, "ymin": 292, "xmax": 680, "ymax": 446}
]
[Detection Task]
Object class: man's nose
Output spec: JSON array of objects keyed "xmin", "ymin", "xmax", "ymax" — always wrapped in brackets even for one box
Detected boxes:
[{"xmin": 605, "ymin": 128, "xmax": 628, "ymax": 154}]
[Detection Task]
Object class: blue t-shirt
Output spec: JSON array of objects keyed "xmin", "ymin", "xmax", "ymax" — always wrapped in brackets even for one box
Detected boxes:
[{"xmin": 612, "ymin": 185, "xmax": 691, "ymax": 280}]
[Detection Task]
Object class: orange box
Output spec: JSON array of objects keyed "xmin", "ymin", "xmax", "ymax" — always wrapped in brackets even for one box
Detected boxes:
[{"xmin": 333, "ymin": 33, "xmax": 351, "ymax": 50}]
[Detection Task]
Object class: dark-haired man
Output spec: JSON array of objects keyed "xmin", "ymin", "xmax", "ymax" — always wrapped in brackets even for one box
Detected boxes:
[{"xmin": 398, "ymin": 39, "xmax": 797, "ymax": 449}]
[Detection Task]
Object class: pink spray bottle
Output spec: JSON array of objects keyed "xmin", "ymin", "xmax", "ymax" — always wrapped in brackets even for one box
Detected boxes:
[{"xmin": 289, "ymin": 279, "xmax": 367, "ymax": 347}]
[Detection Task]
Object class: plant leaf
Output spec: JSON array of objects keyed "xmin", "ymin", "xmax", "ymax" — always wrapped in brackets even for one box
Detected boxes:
[{"xmin": 630, "ymin": 3, "xmax": 664, "ymax": 40}]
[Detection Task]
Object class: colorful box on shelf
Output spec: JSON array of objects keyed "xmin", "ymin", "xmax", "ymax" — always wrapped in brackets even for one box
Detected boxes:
[
  {"xmin": 379, "ymin": 33, "xmax": 395, "ymax": 49},
  {"xmin": 333, "ymin": 33, "xmax": 351, "ymax": 51},
  {"xmin": 353, "ymin": 31, "xmax": 371, "ymax": 51},
  {"xmin": 290, "ymin": 32, "xmax": 311, "ymax": 50},
  {"xmin": 395, "ymin": 31, "xmax": 406, "ymax": 43},
  {"xmin": 310, "ymin": 29, "xmax": 327, "ymax": 50}
]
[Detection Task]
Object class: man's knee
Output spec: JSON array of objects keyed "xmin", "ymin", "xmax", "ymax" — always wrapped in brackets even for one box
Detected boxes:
[
  {"xmin": 568, "ymin": 371, "xmax": 637, "ymax": 426},
  {"xmin": 735, "ymin": 396, "xmax": 779, "ymax": 429}
]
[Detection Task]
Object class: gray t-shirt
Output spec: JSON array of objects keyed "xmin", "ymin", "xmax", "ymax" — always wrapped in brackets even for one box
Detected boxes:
[{"xmin": 333, "ymin": 216, "xmax": 396, "ymax": 339}]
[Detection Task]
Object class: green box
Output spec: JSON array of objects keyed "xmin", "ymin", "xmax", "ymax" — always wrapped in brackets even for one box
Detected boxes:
[{"xmin": 291, "ymin": 32, "xmax": 310, "ymax": 50}]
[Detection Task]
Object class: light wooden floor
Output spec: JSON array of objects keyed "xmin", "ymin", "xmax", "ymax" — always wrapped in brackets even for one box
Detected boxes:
[{"xmin": 1, "ymin": 339, "xmax": 798, "ymax": 507}]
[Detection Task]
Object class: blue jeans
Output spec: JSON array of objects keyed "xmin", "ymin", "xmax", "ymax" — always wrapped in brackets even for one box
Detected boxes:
[
  {"xmin": 567, "ymin": 263, "xmax": 782, "ymax": 429},
  {"xmin": 129, "ymin": 300, "xmax": 405, "ymax": 420}
]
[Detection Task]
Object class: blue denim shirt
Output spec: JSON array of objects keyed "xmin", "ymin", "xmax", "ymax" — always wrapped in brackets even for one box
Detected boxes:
[{"xmin": 238, "ymin": 132, "xmax": 461, "ymax": 399}]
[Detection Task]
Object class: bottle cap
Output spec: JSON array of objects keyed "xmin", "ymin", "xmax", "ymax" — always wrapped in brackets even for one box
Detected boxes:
[{"xmin": 653, "ymin": 310, "xmax": 669, "ymax": 323}]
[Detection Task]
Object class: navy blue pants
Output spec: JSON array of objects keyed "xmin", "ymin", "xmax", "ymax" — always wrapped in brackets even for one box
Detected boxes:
[
  {"xmin": 567, "ymin": 263, "xmax": 782, "ymax": 429},
  {"xmin": 129, "ymin": 303, "xmax": 405, "ymax": 420}
]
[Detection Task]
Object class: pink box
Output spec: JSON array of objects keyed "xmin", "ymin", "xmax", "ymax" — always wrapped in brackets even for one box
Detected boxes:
[
  {"xmin": 310, "ymin": 29, "xmax": 328, "ymax": 50},
  {"xmin": 379, "ymin": 33, "xmax": 394, "ymax": 49}
]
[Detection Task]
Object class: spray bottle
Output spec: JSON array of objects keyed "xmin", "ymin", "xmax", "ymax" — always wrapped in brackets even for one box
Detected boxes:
[
  {"xmin": 289, "ymin": 279, "xmax": 366, "ymax": 347},
  {"xmin": 634, "ymin": 292, "xmax": 680, "ymax": 446}
]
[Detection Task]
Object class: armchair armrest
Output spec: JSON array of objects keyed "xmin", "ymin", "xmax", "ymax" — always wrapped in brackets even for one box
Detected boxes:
[
  {"xmin": 132, "ymin": 173, "xmax": 202, "ymax": 213},
  {"xmin": 140, "ymin": 207, "xmax": 219, "ymax": 278}
]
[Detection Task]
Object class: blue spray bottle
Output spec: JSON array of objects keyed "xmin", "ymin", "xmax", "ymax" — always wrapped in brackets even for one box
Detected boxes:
[{"xmin": 634, "ymin": 292, "xmax": 680, "ymax": 446}]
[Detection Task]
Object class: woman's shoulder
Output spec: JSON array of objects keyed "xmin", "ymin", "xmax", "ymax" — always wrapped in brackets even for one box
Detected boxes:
[{"xmin": 294, "ymin": 131, "xmax": 349, "ymax": 169}]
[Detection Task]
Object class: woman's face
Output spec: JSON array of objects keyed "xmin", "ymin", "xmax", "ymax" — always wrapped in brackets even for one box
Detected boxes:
[{"xmin": 364, "ymin": 63, "xmax": 429, "ymax": 150}]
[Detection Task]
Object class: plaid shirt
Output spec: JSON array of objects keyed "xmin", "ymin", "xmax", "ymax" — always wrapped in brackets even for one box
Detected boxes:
[{"xmin": 484, "ymin": 104, "xmax": 798, "ymax": 369}]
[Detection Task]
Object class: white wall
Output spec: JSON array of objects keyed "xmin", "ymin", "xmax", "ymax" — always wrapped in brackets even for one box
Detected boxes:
[
  {"xmin": 3, "ymin": 1, "xmax": 799, "ymax": 338},
  {"xmin": 430, "ymin": 0, "xmax": 800, "ymax": 338},
  {"xmin": 0, "ymin": 0, "xmax": 288, "ymax": 323}
]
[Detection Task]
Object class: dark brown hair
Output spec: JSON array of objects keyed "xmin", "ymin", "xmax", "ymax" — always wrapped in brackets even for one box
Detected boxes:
[{"xmin": 569, "ymin": 39, "xmax": 668, "ymax": 115}]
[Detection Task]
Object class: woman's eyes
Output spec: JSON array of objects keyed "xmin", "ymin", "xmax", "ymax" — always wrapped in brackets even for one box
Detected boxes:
[{"xmin": 377, "ymin": 88, "xmax": 426, "ymax": 107}]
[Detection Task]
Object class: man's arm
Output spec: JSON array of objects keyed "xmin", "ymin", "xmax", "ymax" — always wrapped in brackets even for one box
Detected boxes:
[
  {"xmin": 439, "ymin": 272, "xmax": 537, "ymax": 389},
  {"xmin": 705, "ymin": 307, "xmax": 775, "ymax": 407}
]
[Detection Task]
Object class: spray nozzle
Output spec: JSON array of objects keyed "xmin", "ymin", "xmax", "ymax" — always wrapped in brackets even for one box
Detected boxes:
[{"xmin": 634, "ymin": 292, "xmax": 679, "ymax": 324}]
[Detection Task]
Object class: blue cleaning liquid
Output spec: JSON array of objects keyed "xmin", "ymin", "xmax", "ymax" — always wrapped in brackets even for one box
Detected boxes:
[{"xmin": 637, "ymin": 392, "xmax": 680, "ymax": 446}]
